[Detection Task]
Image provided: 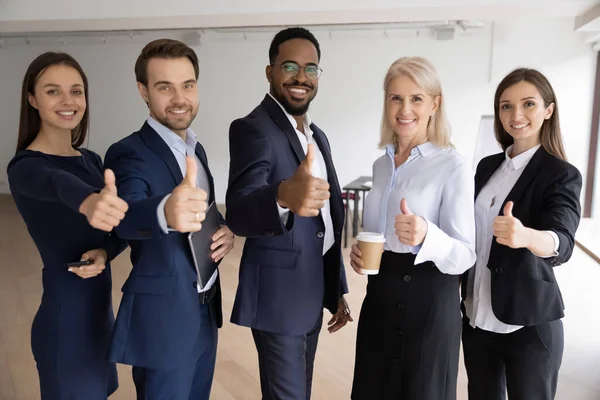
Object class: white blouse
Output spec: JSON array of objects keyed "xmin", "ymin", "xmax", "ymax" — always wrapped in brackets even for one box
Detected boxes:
[{"xmin": 363, "ymin": 142, "xmax": 476, "ymax": 275}]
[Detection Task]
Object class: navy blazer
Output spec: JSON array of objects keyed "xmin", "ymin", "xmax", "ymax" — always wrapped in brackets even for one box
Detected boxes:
[
  {"xmin": 461, "ymin": 147, "xmax": 582, "ymax": 326},
  {"xmin": 104, "ymin": 122, "xmax": 223, "ymax": 370},
  {"xmin": 226, "ymin": 94, "xmax": 349, "ymax": 335}
]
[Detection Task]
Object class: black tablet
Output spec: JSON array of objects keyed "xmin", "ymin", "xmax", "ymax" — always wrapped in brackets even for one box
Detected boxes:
[{"xmin": 187, "ymin": 201, "xmax": 220, "ymax": 290}]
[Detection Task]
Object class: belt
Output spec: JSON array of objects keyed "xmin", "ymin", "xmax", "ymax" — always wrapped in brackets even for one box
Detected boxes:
[{"xmin": 199, "ymin": 284, "xmax": 217, "ymax": 304}]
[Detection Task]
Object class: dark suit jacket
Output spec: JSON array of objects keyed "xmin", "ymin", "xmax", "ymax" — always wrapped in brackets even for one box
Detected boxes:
[
  {"xmin": 461, "ymin": 147, "xmax": 582, "ymax": 326},
  {"xmin": 104, "ymin": 122, "xmax": 223, "ymax": 369},
  {"xmin": 226, "ymin": 94, "xmax": 349, "ymax": 335}
]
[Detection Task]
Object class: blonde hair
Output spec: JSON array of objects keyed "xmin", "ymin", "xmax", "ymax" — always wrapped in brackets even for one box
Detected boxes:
[{"xmin": 378, "ymin": 56, "xmax": 452, "ymax": 149}]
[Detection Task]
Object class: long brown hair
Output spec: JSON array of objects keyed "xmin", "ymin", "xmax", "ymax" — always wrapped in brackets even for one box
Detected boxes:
[
  {"xmin": 16, "ymin": 52, "xmax": 90, "ymax": 152},
  {"xmin": 493, "ymin": 68, "xmax": 566, "ymax": 160}
]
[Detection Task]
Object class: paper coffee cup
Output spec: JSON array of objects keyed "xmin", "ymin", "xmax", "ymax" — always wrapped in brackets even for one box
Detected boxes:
[{"xmin": 357, "ymin": 232, "xmax": 385, "ymax": 275}]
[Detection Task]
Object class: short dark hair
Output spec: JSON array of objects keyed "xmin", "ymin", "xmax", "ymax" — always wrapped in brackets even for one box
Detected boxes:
[
  {"xmin": 17, "ymin": 52, "xmax": 90, "ymax": 152},
  {"xmin": 268, "ymin": 27, "xmax": 321, "ymax": 64},
  {"xmin": 135, "ymin": 39, "xmax": 199, "ymax": 86}
]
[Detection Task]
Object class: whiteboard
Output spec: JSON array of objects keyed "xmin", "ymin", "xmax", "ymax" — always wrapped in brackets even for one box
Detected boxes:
[{"xmin": 473, "ymin": 115, "xmax": 502, "ymax": 169}]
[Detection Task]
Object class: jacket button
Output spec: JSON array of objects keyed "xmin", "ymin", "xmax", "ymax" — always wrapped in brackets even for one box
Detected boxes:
[
  {"xmin": 495, "ymin": 267, "xmax": 503, "ymax": 274},
  {"xmin": 395, "ymin": 329, "xmax": 403, "ymax": 336},
  {"xmin": 317, "ymin": 232, "xmax": 324, "ymax": 238},
  {"xmin": 403, "ymin": 275, "xmax": 411, "ymax": 283},
  {"xmin": 192, "ymin": 281, "xmax": 198, "ymax": 289},
  {"xmin": 397, "ymin": 303, "xmax": 405, "ymax": 309}
]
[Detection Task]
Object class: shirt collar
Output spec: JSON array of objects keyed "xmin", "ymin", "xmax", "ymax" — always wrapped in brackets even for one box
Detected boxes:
[
  {"xmin": 385, "ymin": 141, "xmax": 437, "ymax": 158},
  {"xmin": 147, "ymin": 116, "xmax": 198, "ymax": 153},
  {"xmin": 268, "ymin": 92, "xmax": 313, "ymax": 137},
  {"xmin": 504, "ymin": 143, "xmax": 541, "ymax": 171}
]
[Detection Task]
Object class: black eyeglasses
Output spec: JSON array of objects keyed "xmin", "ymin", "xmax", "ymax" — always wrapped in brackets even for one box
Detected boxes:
[{"xmin": 274, "ymin": 61, "xmax": 323, "ymax": 80}]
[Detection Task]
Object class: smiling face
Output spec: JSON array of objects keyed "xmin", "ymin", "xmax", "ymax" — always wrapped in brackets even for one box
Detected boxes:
[
  {"xmin": 385, "ymin": 74, "xmax": 439, "ymax": 143},
  {"xmin": 137, "ymin": 57, "xmax": 199, "ymax": 137},
  {"xmin": 498, "ymin": 80, "xmax": 554, "ymax": 149},
  {"xmin": 266, "ymin": 38, "xmax": 319, "ymax": 116},
  {"xmin": 28, "ymin": 64, "xmax": 86, "ymax": 134}
]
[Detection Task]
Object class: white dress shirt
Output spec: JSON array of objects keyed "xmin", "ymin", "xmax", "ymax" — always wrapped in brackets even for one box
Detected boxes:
[
  {"xmin": 269, "ymin": 93, "xmax": 335, "ymax": 255},
  {"xmin": 363, "ymin": 142, "xmax": 476, "ymax": 274},
  {"xmin": 150, "ymin": 116, "xmax": 218, "ymax": 293},
  {"xmin": 464, "ymin": 144, "xmax": 560, "ymax": 333}
]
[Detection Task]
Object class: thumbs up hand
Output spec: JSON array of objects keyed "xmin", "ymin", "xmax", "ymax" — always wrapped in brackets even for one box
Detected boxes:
[
  {"xmin": 493, "ymin": 201, "xmax": 529, "ymax": 249},
  {"xmin": 165, "ymin": 156, "xmax": 208, "ymax": 232},
  {"xmin": 277, "ymin": 144, "xmax": 330, "ymax": 217},
  {"xmin": 79, "ymin": 169, "xmax": 129, "ymax": 232},
  {"xmin": 394, "ymin": 198, "xmax": 428, "ymax": 246}
]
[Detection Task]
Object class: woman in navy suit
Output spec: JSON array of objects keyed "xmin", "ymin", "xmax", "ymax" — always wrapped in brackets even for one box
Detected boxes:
[
  {"xmin": 7, "ymin": 52, "xmax": 129, "ymax": 399},
  {"xmin": 461, "ymin": 68, "xmax": 582, "ymax": 400}
]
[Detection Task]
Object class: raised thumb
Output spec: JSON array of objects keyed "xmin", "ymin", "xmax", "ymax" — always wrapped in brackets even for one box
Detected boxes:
[
  {"xmin": 400, "ymin": 198, "xmax": 413, "ymax": 215},
  {"xmin": 301, "ymin": 143, "xmax": 315, "ymax": 174},
  {"xmin": 182, "ymin": 156, "xmax": 197, "ymax": 188},
  {"xmin": 104, "ymin": 169, "xmax": 117, "ymax": 194},
  {"xmin": 503, "ymin": 201, "xmax": 514, "ymax": 217}
]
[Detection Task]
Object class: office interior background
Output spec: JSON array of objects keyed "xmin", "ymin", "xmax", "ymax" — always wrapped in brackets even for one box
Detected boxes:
[{"xmin": 0, "ymin": 0, "xmax": 599, "ymax": 398}]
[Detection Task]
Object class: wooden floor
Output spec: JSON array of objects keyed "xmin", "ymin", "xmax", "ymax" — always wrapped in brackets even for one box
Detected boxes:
[{"xmin": 1, "ymin": 195, "xmax": 599, "ymax": 399}]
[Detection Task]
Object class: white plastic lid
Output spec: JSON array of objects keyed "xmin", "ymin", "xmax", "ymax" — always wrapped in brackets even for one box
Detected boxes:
[{"xmin": 357, "ymin": 232, "xmax": 386, "ymax": 243}]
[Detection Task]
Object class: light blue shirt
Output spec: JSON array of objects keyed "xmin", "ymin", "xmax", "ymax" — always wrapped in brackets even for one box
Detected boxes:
[
  {"xmin": 363, "ymin": 141, "xmax": 476, "ymax": 274},
  {"xmin": 149, "ymin": 116, "xmax": 217, "ymax": 293}
]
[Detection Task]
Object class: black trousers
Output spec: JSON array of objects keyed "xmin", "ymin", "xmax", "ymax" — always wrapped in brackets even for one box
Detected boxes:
[
  {"xmin": 462, "ymin": 317, "xmax": 564, "ymax": 400},
  {"xmin": 251, "ymin": 312, "xmax": 323, "ymax": 400}
]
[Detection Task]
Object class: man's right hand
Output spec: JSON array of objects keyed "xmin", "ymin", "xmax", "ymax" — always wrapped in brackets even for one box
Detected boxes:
[
  {"xmin": 277, "ymin": 144, "xmax": 330, "ymax": 217},
  {"xmin": 165, "ymin": 156, "xmax": 208, "ymax": 232}
]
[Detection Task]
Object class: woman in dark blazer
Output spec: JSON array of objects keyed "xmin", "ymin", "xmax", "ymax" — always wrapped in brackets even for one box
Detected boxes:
[
  {"xmin": 461, "ymin": 68, "xmax": 582, "ymax": 400},
  {"xmin": 7, "ymin": 52, "xmax": 129, "ymax": 399}
]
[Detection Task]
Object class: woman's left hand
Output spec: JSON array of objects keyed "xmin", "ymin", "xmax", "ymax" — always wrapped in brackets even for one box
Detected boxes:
[
  {"xmin": 69, "ymin": 249, "xmax": 107, "ymax": 279},
  {"xmin": 395, "ymin": 198, "xmax": 428, "ymax": 247}
]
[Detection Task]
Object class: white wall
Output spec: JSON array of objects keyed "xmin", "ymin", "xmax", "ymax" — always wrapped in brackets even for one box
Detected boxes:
[{"xmin": 0, "ymin": 18, "xmax": 596, "ymax": 210}]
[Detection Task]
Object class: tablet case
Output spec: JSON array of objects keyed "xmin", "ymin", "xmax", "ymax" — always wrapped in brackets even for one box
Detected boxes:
[{"xmin": 187, "ymin": 201, "xmax": 220, "ymax": 290}]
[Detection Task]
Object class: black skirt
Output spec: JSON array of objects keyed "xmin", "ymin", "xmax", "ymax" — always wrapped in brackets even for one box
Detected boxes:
[{"xmin": 351, "ymin": 251, "xmax": 461, "ymax": 400}]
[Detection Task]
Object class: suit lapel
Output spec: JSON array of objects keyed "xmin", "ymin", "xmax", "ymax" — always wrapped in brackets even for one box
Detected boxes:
[
  {"xmin": 475, "ymin": 153, "xmax": 504, "ymax": 199},
  {"xmin": 499, "ymin": 146, "xmax": 545, "ymax": 214},
  {"xmin": 312, "ymin": 128, "xmax": 344, "ymax": 231},
  {"xmin": 261, "ymin": 94, "xmax": 305, "ymax": 164},
  {"xmin": 139, "ymin": 122, "xmax": 183, "ymax": 184},
  {"xmin": 194, "ymin": 142, "xmax": 216, "ymax": 205}
]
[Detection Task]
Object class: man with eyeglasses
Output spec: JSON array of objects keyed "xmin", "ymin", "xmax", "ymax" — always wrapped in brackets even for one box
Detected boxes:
[{"xmin": 225, "ymin": 27, "xmax": 352, "ymax": 399}]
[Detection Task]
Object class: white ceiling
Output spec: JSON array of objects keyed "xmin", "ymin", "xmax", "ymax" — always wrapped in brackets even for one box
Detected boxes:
[{"xmin": 0, "ymin": 0, "xmax": 599, "ymax": 34}]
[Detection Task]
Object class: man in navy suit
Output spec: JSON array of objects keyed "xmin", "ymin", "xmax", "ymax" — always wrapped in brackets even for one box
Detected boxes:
[
  {"xmin": 104, "ymin": 39, "xmax": 234, "ymax": 399},
  {"xmin": 226, "ymin": 27, "xmax": 352, "ymax": 399}
]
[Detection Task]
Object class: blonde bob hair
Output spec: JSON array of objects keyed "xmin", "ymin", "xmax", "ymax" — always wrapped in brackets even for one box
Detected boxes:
[{"xmin": 379, "ymin": 56, "xmax": 452, "ymax": 149}]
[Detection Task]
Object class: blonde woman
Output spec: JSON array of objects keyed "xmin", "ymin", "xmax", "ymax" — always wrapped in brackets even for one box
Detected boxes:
[{"xmin": 350, "ymin": 57, "xmax": 476, "ymax": 399}]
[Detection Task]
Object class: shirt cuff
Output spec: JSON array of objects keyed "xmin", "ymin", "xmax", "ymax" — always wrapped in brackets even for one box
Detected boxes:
[
  {"xmin": 415, "ymin": 218, "xmax": 452, "ymax": 267},
  {"xmin": 157, "ymin": 194, "xmax": 174, "ymax": 235},
  {"xmin": 536, "ymin": 230, "xmax": 560, "ymax": 258},
  {"xmin": 277, "ymin": 203, "xmax": 290, "ymax": 225},
  {"xmin": 414, "ymin": 217, "xmax": 475, "ymax": 275}
]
